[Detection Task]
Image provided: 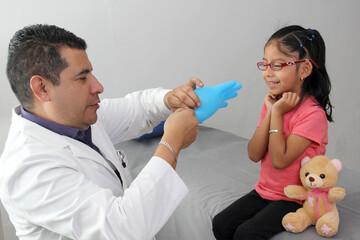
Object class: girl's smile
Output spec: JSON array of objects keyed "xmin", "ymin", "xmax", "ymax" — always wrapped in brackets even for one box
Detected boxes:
[
  {"xmin": 267, "ymin": 81, "xmax": 280, "ymax": 88},
  {"xmin": 262, "ymin": 42, "xmax": 304, "ymax": 96}
]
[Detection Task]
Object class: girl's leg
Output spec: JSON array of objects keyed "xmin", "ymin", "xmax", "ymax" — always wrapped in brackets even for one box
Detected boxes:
[
  {"xmin": 233, "ymin": 200, "xmax": 301, "ymax": 240},
  {"xmin": 212, "ymin": 190, "xmax": 268, "ymax": 240}
]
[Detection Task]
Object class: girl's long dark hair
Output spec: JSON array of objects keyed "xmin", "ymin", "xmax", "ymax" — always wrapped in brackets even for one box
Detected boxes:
[{"xmin": 266, "ymin": 25, "xmax": 333, "ymax": 122}]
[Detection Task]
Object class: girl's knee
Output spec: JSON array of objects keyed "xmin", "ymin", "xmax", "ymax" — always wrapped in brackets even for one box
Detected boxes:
[
  {"xmin": 233, "ymin": 224, "xmax": 261, "ymax": 240},
  {"xmin": 212, "ymin": 214, "xmax": 225, "ymax": 237},
  {"xmin": 212, "ymin": 213, "xmax": 235, "ymax": 240}
]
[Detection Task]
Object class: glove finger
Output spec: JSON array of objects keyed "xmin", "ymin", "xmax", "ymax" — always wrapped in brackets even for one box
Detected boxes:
[
  {"xmin": 218, "ymin": 80, "xmax": 237, "ymax": 91},
  {"xmin": 223, "ymin": 91, "xmax": 238, "ymax": 100},
  {"xmin": 219, "ymin": 101, "xmax": 228, "ymax": 108},
  {"xmin": 222, "ymin": 82, "xmax": 241, "ymax": 96},
  {"xmin": 222, "ymin": 82, "xmax": 242, "ymax": 95},
  {"xmin": 227, "ymin": 83, "xmax": 242, "ymax": 92}
]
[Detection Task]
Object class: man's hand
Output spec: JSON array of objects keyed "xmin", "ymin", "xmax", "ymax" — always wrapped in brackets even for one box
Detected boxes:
[
  {"xmin": 162, "ymin": 108, "xmax": 199, "ymax": 150},
  {"xmin": 164, "ymin": 77, "xmax": 204, "ymax": 112},
  {"xmin": 154, "ymin": 108, "xmax": 199, "ymax": 169}
]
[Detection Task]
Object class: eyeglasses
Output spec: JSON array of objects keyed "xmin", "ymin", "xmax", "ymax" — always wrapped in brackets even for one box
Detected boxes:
[{"xmin": 257, "ymin": 59, "xmax": 319, "ymax": 71}]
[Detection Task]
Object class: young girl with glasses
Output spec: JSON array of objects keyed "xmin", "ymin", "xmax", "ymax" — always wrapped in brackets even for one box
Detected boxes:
[{"xmin": 212, "ymin": 25, "xmax": 333, "ymax": 240}]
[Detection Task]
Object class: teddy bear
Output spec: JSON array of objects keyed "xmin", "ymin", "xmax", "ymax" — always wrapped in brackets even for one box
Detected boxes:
[{"xmin": 282, "ymin": 155, "xmax": 346, "ymax": 237}]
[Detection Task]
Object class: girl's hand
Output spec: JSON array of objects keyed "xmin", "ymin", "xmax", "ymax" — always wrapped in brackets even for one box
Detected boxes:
[
  {"xmin": 264, "ymin": 92, "xmax": 279, "ymax": 111},
  {"xmin": 272, "ymin": 92, "xmax": 300, "ymax": 114}
]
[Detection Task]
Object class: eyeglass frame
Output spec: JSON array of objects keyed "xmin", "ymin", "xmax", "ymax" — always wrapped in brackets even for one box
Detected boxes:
[{"xmin": 257, "ymin": 59, "xmax": 320, "ymax": 71}]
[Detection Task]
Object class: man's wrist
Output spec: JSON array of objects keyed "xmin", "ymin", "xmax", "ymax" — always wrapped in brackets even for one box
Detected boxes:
[
  {"xmin": 163, "ymin": 90, "xmax": 173, "ymax": 111},
  {"xmin": 159, "ymin": 141, "xmax": 178, "ymax": 162},
  {"xmin": 161, "ymin": 134, "xmax": 181, "ymax": 153}
]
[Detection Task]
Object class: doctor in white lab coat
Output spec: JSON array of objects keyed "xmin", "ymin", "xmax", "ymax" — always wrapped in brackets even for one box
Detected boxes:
[{"xmin": 0, "ymin": 24, "xmax": 202, "ymax": 240}]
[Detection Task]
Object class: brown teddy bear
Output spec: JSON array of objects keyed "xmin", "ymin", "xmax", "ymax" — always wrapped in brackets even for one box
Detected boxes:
[{"xmin": 282, "ymin": 155, "xmax": 346, "ymax": 237}]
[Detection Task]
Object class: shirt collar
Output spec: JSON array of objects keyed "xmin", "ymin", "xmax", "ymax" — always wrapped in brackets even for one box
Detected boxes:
[{"xmin": 20, "ymin": 106, "xmax": 85, "ymax": 140}]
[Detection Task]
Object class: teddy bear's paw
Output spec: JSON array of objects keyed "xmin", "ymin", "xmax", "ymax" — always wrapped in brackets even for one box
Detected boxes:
[
  {"xmin": 321, "ymin": 224, "xmax": 332, "ymax": 234},
  {"xmin": 284, "ymin": 223, "xmax": 295, "ymax": 232},
  {"xmin": 317, "ymin": 224, "xmax": 336, "ymax": 237},
  {"xmin": 282, "ymin": 213, "xmax": 305, "ymax": 233}
]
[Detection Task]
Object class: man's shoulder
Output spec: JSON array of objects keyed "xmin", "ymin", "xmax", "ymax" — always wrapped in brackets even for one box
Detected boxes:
[{"xmin": 1, "ymin": 119, "xmax": 73, "ymax": 174}]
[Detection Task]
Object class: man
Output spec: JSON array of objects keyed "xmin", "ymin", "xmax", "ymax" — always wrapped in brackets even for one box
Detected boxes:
[{"xmin": 0, "ymin": 24, "xmax": 202, "ymax": 239}]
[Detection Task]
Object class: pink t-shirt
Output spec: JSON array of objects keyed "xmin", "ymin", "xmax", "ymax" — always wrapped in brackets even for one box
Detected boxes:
[{"xmin": 254, "ymin": 97, "xmax": 328, "ymax": 204}]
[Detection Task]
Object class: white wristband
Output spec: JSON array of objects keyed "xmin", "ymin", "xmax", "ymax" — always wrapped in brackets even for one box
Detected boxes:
[
  {"xmin": 269, "ymin": 129, "xmax": 279, "ymax": 133},
  {"xmin": 159, "ymin": 141, "xmax": 177, "ymax": 161}
]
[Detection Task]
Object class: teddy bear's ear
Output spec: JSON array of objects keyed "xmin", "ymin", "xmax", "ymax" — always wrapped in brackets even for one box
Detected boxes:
[
  {"xmin": 301, "ymin": 156, "xmax": 311, "ymax": 167},
  {"xmin": 331, "ymin": 159, "xmax": 342, "ymax": 172}
]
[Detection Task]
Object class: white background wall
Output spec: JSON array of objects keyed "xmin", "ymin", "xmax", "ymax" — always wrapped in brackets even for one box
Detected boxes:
[{"xmin": 1, "ymin": 0, "xmax": 359, "ymax": 239}]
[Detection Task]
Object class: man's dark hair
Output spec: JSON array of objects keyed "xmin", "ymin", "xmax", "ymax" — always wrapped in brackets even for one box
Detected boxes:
[{"xmin": 6, "ymin": 24, "xmax": 87, "ymax": 110}]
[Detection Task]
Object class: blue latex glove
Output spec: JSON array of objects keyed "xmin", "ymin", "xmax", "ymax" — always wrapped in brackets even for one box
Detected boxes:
[{"xmin": 194, "ymin": 80, "xmax": 242, "ymax": 123}]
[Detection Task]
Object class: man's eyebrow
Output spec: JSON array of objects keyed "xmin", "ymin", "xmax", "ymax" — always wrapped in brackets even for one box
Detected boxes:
[{"xmin": 75, "ymin": 68, "xmax": 92, "ymax": 77}]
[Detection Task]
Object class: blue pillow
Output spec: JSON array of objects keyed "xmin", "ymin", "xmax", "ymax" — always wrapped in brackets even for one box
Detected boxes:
[{"xmin": 136, "ymin": 121, "xmax": 165, "ymax": 140}]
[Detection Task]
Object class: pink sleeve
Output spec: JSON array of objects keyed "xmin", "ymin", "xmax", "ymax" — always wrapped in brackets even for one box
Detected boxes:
[
  {"xmin": 256, "ymin": 103, "xmax": 267, "ymax": 128},
  {"xmin": 291, "ymin": 108, "xmax": 328, "ymax": 145}
]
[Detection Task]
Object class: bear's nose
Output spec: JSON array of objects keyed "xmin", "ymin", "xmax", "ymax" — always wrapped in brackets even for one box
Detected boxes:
[{"xmin": 309, "ymin": 177, "xmax": 315, "ymax": 182}]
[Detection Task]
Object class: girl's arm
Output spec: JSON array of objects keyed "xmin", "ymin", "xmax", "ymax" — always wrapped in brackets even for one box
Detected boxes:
[
  {"xmin": 248, "ymin": 92, "xmax": 277, "ymax": 162},
  {"xmin": 269, "ymin": 93, "xmax": 312, "ymax": 169},
  {"xmin": 247, "ymin": 110, "xmax": 271, "ymax": 162}
]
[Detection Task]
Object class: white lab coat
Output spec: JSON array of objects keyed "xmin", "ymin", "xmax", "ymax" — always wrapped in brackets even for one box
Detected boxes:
[{"xmin": 0, "ymin": 88, "xmax": 189, "ymax": 240}]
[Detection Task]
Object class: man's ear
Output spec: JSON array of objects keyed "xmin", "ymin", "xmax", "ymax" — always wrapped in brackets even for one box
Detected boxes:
[
  {"xmin": 300, "ymin": 61, "xmax": 313, "ymax": 79},
  {"xmin": 30, "ymin": 75, "xmax": 51, "ymax": 103}
]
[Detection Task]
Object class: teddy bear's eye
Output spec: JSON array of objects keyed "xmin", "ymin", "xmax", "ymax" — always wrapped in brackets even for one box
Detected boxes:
[
  {"xmin": 305, "ymin": 172, "xmax": 309, "ymax": 177},
  {"xmin": 320, "ymin": 174, "xmax": 325, "ymax": 179}
]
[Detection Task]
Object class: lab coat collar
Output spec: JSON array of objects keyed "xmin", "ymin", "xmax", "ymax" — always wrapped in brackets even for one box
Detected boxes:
[{"xmin": 11, "ymin": 106, "xmax": 120, "ymax": 181}]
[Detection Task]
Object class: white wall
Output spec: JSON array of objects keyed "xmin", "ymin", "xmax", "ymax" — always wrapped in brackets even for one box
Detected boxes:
[{"xmin": 0, "ymin": 0, "xmax": 359, "ymax": 238}]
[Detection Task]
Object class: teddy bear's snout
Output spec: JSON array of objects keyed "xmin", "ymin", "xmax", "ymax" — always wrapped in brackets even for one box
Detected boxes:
[{"xmin": 306, "ymin": 174, "xmax": 324, "ymax": 188}]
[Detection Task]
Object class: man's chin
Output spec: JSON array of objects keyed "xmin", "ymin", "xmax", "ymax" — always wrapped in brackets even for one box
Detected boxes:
[
  {"xmin": 85, "ymin": 112, "xmax": 98, "ymax": 127},
  {"xmin": 89, "ymin": 115, "xmax": 98, "ymax": 125}
]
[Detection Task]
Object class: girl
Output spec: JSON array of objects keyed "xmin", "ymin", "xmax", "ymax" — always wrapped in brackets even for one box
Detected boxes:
[{"xmin": 212, "ymin": 25, "xmax": 333, "ymax": 240}]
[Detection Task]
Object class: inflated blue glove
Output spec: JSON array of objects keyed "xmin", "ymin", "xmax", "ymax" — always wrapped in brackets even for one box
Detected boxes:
[{"xmin": 194, "ymin": 80, "xmax": 242, "ymax": 123}]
